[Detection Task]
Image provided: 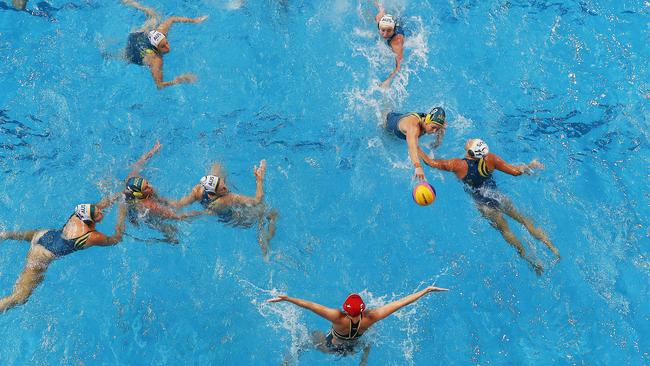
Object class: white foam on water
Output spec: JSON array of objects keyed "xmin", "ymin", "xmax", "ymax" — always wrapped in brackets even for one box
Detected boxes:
[{"xmin": 239, "ymin": 279, "xmax": 311, "ymax": 362}]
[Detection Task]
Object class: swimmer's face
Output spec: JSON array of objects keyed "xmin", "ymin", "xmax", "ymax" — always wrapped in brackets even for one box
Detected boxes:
[
  {"xmin": 379, "ymin": 26, "xmax": 395, "ymax": 39},
  {"xmin": 423, "ymin": 123, "xmax": 442, "ymax": 135},
  {"xmin": 157, "ymin": 38, "xmax": 170, "ymax": 54}
]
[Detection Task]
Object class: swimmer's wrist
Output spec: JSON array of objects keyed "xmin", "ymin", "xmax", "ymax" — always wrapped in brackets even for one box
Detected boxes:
[{"xmin": 414, "ymin": 162, "xmax": 422, "ymax": 169}]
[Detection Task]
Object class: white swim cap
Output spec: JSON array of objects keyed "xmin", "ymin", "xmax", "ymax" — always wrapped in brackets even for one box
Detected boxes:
[
  {"xmin": 200, "ymin": 175, "xmax": 220, "ymax": 193},
  {"xmin": 75, "ymin": 204, "xmax": 95, "ymax": 222},
  {"xmin": 467, "ymin": 139, "xmax": 489, "ymax": 159},
  {"xmin": 147, "ymin": 30, "xmax": 166, "ymax": 47},
  {"xmin": 379, "ymin": 14, "xmax": 396, "ymax": 29}
]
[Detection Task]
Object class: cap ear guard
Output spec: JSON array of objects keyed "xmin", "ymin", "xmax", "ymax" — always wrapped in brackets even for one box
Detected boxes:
[{"xmin": 126, "ymin": 177, "xmax": 146, "ymax": 199}]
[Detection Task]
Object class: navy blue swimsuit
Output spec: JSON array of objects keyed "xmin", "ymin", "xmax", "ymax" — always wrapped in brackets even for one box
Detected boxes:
[
  {"xmin": 125, "ymin": 32, "xmax": 159, "ymax": 66},
  {"xmin": 386, "ymin": 112, "xmax": 424, "ymax": 139},
  {"xmin": 325, "ymin": 315, "xmax": 364, "ymax": 354},
  {"xmin": 38, "ymin": 230, "xmax": 94, "ymax": 258},
  {"xmin": 200, "ymin": 190, "xmax": 213, "ymax": 209},
  {"xmin": 462, "ymin": 158, "xmax": 501, "ymax": 208}
]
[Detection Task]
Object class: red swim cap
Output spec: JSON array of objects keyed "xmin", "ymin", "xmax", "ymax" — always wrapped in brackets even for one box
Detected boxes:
[{"xmin": 342, "ymin": 294, "xmax": 365, "ymax": 317}]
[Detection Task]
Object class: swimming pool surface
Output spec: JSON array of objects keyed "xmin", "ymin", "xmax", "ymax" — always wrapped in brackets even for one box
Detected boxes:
[{"xmin": 1, "ymin": 0, "xmax": 648, "ymax": 365}]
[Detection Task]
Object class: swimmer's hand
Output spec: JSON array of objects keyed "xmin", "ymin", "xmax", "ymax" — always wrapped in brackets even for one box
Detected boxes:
[
  {"xmin": 425, "ymin": 286, "xmax": 449, "ymax": 293},
  {"xmin": 142, "ymin": 140, "xmax": 162, "ymax": 160},
  {"xmin": 528, "ymin": 159, "xmax": 544, "ymax": 170},
  {"xmin": 174, "ymin": 73, "xmax": 198, "ymax": 85},
  {"xmin": 254, "ymin": 160, "xmax": 266, "ymax": 181},
  {"xmin": 414, "ymin": 167, "xmax": 425, "ymax": 181},
  {"xmin": 267, "ymin": 295, "xmax": 289, "ymax": 303},
  {"xmin": 192, "ymin": 15, "xmax": 209, "ymax": 23},
  {"xmin": 380, "ymin": 79, "xmax": 391, "ymax": 89}
]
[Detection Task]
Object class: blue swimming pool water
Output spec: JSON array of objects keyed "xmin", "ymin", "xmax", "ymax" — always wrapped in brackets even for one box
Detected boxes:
[{"xmin": 0, "ymin": 0, "xmax": 648, "ymax": 365}]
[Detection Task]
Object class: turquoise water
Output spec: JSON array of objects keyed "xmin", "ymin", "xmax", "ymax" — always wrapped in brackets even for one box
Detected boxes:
[{"xmin": 1, "ymin": 0, "xmax": 648, "ymax": 365}]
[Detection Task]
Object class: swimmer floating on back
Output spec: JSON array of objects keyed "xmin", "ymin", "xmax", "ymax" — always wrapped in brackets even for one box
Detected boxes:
[
  {"xmin": 122, "ymin": 0, "xmax": 208, "ymax": 89},
  {"xmin": 124, "ymin": 141, "xmax": 201, "ymax": 243},
  {"xmin": 0, "ymin": 199, "xmax": 127, "ymax": 313},
  {"xmin": 374, "ymin": 1, "xmax": 405, "ymax": 88},
  {"xmin": 268, "ymin": 285, "xmax": 448, "ymax": 363},
  {"xmin": 384, "ymin": 107, "xmax": 447, "ymax": 181},
  {"xmin": 166, "ymin": 160, "xmax": 277, "ymax": 259},
  {"xmin": 421, "ymin": 138, "xmax": 560, "ymax": 274}
]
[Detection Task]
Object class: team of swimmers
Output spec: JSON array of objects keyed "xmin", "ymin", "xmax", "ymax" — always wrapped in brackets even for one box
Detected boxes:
[{"xmin": 2, "ymin": 1, "xmax": 562, "ymax": 363}]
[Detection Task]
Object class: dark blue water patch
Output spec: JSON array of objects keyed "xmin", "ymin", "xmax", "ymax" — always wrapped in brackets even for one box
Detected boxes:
[
  {"xmin": 512, "ymin": 103, "xmax": 623, "ymax": 139},
  {"xmin": 0, "ymin": 1, "xmax": 80, "ymax": 21},
  {"xmin": 0, "ymin": 110, "xmax": 51, "ymax": 159}
]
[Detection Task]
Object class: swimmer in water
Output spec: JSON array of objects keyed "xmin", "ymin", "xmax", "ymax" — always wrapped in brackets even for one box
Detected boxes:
[
  {"xmin": 122, "ymin": 0, "xmax": 208, "ymax": 89},
  {"xmin": 0, "ymin": 199, "xmax": 127, "ymax": 313},
  {"xmin": 166, "ymin": 160, "xmax": 277, "ymax": 259},
  {"xmin": 268, "ymin": 286, "xmax": 448, "ymax": 363},
  {"xmin": 373, "ymin": 1, "xmax": 405, "ymax": 88},
  {"xmin": 384, "ymin": 107, "xmax": 447, "ymax": 181},
  {"xmin": 123, "ymin": 141, "xmax": 202, "ymax": 243},
  {"xmin": 421, "ymin": 138, "xmax": 560, "ymax": 274}
]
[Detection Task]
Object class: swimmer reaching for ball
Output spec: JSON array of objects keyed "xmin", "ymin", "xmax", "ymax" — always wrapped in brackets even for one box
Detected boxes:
[
  {"xmin": 122, "ymin": 0, "xmax": 208, "ymax": 89},
  {"xmin": 165, "ymin": 160, "xmax": 277, "ymax": 259},
  {"xmin": 422, "ymin": 138, "xmax": 560, "ymax": 274},
  {"xmin": 384, "ymin": 107, "xmax": 447, "ymax": 181}
]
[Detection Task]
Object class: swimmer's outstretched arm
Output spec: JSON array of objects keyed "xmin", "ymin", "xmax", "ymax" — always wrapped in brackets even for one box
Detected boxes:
[
  {"xmin": 365, "ymin": 286, "xmax": 448, "ymax": 325},
  {"xmin": 148, "ymin": 203, "xmax": 202, "ymax": 221},
  {"xmin": 373, "ymin": 1, "xmax": 385, "ymax": 22},
  {"xmin": 127, "ymin": 140, "xmax": 162, "ymax": 179},
  {"xmin": 123, "ymin": 0, "xmax": 158, "ymax": 19},
  {"xmin": 166, "ymin": 185, "xmax": 201, "ymax": 208},
  {"xmin": 157, "ymin": 15, "xmax": 208, "ymax": 35},
  {"xmin": 492, "ymin": 154, "xmax": 544, "ymax": 176},
  {"xmin": 420, "ymin": 154, "xmax": 463, "ymax": 173},
  {"xmin": 267, "ymin": 295, "xmax": 341, "ymax": 323},
  {"xmin": 147, "ymin": 57, "xmax": 197, "ymax": 90},
  {"xmin": 406, "ymin": 129, "xmax": 426, "ymax": 180},
  {"xmin": 227, "ymin": 160, "xmax": 267, "ymax": 206},
  {"xmin": 381, "ymin": 42, "xmax": 404, "ymax": 88},
  {"xmin": 86, "ymin": 203, "xmax": 127, "ymax": 247},
  {"xmin": 96, "ymin": 192, "xmax": 123, "ymax": 210}
]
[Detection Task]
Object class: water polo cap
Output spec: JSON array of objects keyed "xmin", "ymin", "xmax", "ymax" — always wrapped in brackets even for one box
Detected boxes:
[
  {"xmin": 200, "ymin": 175, "xmax": 220, "ymax": 194},
  {"xmin": 467, "ymin": 139, "xmax": 489, "ymax": 159},
  {"xmin": 148, "ymin": 30, "xmax": 166, "ymax": 47},
  {"xmin": 342, "ymin": 294, "xmax": 366, "ymax": 317},
  {"xmin": 75, "ymin": 204, "xmax": 96, "ymax": 222},
  {"xmin": 424, "ymin": 107, "xmax": 446, "ymax": 127},
  {"xmin": 379, "ymin": 14, "xmax": 396, "ymax": 29},
  {"xmin": 126, "ymin": 176, "xmax": 147, "ymax": 199}
]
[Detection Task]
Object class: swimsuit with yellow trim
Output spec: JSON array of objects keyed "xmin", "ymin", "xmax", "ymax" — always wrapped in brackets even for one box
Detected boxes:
[
  {"xmin": 386, "ymin": 112, "xmax": 426, "ymax": 140},
  {"xmin": 37, "ymin": 229, "xmax": 95, "ymax": 258},
  {"xmin": 462, "ymin": 158, "xmax": 501, "ymax": 208},
  {"xmin": 125, "ymin": 32, "xmax": 160, "ymax": 66}
]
